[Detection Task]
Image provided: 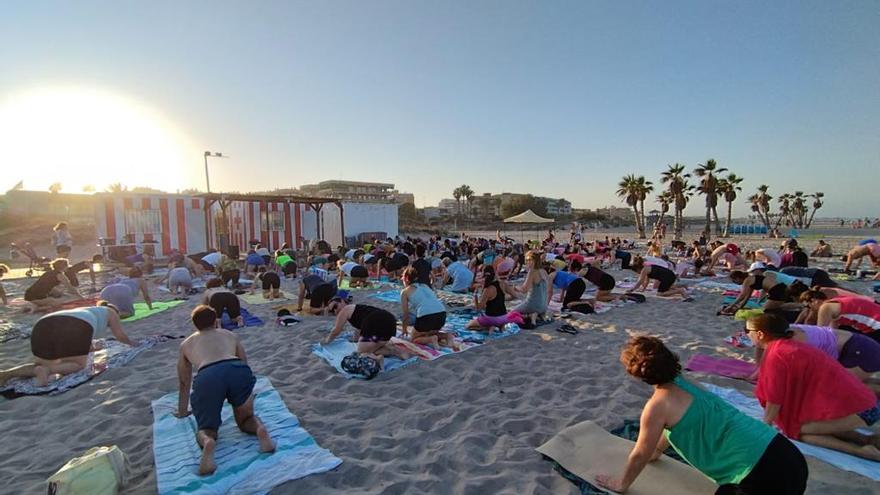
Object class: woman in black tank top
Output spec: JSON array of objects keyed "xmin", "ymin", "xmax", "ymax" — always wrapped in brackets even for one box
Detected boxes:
[
  {"xmin": 322, "ymin": 301, "xmax": 412, "ymax": 362},
  {"xmin": 627, "ymin": 257, "xmax": 691, "ymax": 299},
  {"xmin": 466, "ymin": 266, "xmax": 525, "ymax": 331}
]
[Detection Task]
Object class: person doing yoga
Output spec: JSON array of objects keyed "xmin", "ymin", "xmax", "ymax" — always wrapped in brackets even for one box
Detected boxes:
[
  {"xmin": 466, "ymin": 265, "xmax": 524, "ymax": 332},
  {"xmin": 595, "ymin": 335, "xmax": 807, "ymax": 495},
  {"xmin": 175, "ymin": 305, "xmax": 275, "ymax": 476},
  {"xmin": 0, "ymin": 302, "xmax": 134, "ymax": 387},
  {"xmin": 800, "ymin": 290, "xmax": 880, "ymax": 341},
  {"xmin": 723, "ymin": 267, "xmax": 803, "ymax": 315},
  {"xmin": 400, "ymin": 268, "xmax": 455, "ymax": 349},
  {"xmin": 203, "ymin": 278, "xmax": 244, "ymax": 327},
  {"xmin": 322, "ymin": 300, "xmax": 412, "ymax": 365},
  {"xmin": 627, "ymin": 257, "xmax": 691, "ymax": 300},
  {"xmin": 747, "ymin": 314, "xmax": 880, "ymax": 461},
  {"xmin": 23, "ymin": 258, "xmax": 85, "ymax": 310}
]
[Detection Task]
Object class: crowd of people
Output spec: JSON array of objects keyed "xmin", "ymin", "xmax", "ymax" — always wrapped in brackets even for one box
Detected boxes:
[{"xmin": 1, "ymin": 225, "xmax": 879, "ymax": 491}]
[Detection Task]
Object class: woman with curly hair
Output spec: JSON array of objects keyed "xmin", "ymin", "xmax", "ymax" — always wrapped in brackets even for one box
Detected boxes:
[{"xmin": 596, "ymin": 335, "xmax": 807, "ymax": 494}]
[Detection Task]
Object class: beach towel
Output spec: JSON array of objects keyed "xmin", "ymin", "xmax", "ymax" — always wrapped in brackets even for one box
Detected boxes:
[
  {"xmin": 702, "ymin": 383, "xmax": 880, "ymax": 482},
  {"xmin": 0, "ymin": 336, "xmax": 176, "ymax": 398},
  {"xmin": 151, "ymin": 376, "xmax": 342, "ymax": 494},
  {"xmin": 369, "ymin": 288, "xmax": 471, "ymax": 306},
  {"xmin": 337, "ymin": 279, "xmax": 376, "ymax": 290},
  {"xmin": 7, "ymin": 296, "xmax": 101, "ymax": 311},
  {"xmin": 694, "ymin": 280, "xmax": 741, "ymax": 292},
  {"xmin": 684, "ymin": 354, "xmax": 757, "ymax": 380},
  {"xmin": 311, "ymin": 335, "xmax": 420, "ymax": 378},
  {"xmin": 721, "ymin": 296, "xmax": 762, "ymax": 309},
  {"xmin": 220, "ymin": 307, "xmax": 264, "ymax": 329},
  {"xmin": 537, "ymin": 420, "xmax": 716, "ymax": 495},
  {"xmin": 240, "ymin": 292, "xmax": 291, "ymax": 305},
  {"xmin": 0, "ymin": 319, "xmax": 28, "ymax": 343},
  {"xmin": 312, "ymin": 316, "xmax": 521, "ymax": 378},
  {"xmin": 723, "ymin": 331, "xmax": 755, "ymax": 348},
  {"xmin": 124, "ymin": 300, "xmax": 186, "ymax": 322}
]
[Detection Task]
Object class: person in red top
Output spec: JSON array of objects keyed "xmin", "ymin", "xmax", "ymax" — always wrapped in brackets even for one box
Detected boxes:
[
  {"xmin": 804, "ymin": 292, "xmax": 880, "ymax": 341},
  {"xmin": 748, "ymin": 314, "xmax": 880, "ymax": 460}
]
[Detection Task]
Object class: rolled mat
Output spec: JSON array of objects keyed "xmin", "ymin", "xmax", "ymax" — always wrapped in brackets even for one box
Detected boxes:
[{"xmin": 537, "ymin": 420, "xmax": 715, "ymax": 495}]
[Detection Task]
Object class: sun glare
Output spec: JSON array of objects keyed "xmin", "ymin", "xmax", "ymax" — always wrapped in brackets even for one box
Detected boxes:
[{"xmin": 0, "ymin": 87, "xmax": 200, "ymax": 193}]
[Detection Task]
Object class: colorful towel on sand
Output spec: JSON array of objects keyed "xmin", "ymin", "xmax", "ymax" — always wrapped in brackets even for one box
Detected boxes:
[
  {"xmin": 724, "ymin": 331, "xmax": 755, "ymax": 348},
  {"xmin": 538, "ymin": 420, "xmax": 715, "ymax": 495},
  {"xmin": 312, "ymin": 318, "xmax": 521, "ymax": 378},
  {"xmin": 240, "ymin": 292, "xmax": 291, "ymax": 305},
  {"xmin": 0, "ymin": 336, "xmax": 176, "ymax": 398},
  {"xmin": 721, "ymin": 296, "xmax": 762, "ymax": 309},
  {"xmin": 0, "ymin": 319, "xmax": 28, "ymax": 343},
  {"xmin": 684, "ymin": 354, "xmax": 756, "ymax": 380},
  {"xmin": 220, "ymin": 307, "xmax": 264, "ymax": 330},
  {"xmin": 7, "ymin": 296, "xmax": 101, "ymax": 311},
  {"xmin": 122, "ymin": 300, "xmax": 186, "ymax": 322},
  {"xmin": 702, "ymin": 383, "xmax": 880, "ymax": 481},
  {"xmin": 337, "ymin": 279, "xmax": 377, "ymax": 290},
  {"xmin": 694, "ymin": 280, "xmax": 741, "ymax": 291},
  {"xmin": 151, "ymin": 376, "xmax": 342, "ymax": 494},
  {"xmin": 369, "ymin": 289, "xmax": 471, "ymax": 306}
]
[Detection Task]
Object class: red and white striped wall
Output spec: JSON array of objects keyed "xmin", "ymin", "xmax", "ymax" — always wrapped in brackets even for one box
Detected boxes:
[
  {"xmin": 209, "ymin": 200, "xmax": 306, "ymax": 252},
  {"xmin": 94, "ymin": 194, "xmax": 208, "ymax": 257}
]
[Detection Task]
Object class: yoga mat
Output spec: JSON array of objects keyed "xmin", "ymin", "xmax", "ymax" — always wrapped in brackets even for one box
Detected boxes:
[
  {"xmin": 694, "ymin": 281, "xmax": 741, "ymax": 292},
  {"xmin": 151, "ymin": 376, "xmax": 342, "ymax": 494},
  {"xmin": 702, "ymin": 383, "xmax": 880, "ymax": 482},
  {"xmin": 442, "ymin": 310, "xmax": 521, "ymax": 343},
  {"xmin": 684, "ymin": 354, "xmax": 756, "ymax": 380},
  {"xmin": 537, "ymin": 420, "xmax": 716, "ymax": 495},
  {"xmin": 220, "ymin": 307, "xmax": 264, "ymax": 330},
  {"xmin": 722, "ymin": 296, "xmax": 762, "ymax": 309},
  {"xmin": 1, "ymin": 336, "xmax": 176, "ymax": 398},
  {"xmin": 124, "ymin": 300, "xmax": 186, "ymax": 322},
  {"xmin": 240, "ymin": 292, "xmax": 291, "ymax": 305}
]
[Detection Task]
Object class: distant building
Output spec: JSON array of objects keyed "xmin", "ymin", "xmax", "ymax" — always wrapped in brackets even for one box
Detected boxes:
[
  {"xmin": 422, "ymin": 207, "xmax": 442, "ymax": 220},
  {"xmin": 298, "ymin": 180, "xmax": 396, "ymax": 203},
  {"xmin": 539, "ymin": 197, "xmax": 572, "ymax": 216},
  {"xmin": 472, "ymin": 193, "xmax": 502, "ymax": 220},
  {"xmin": 595, "ymin": 206, "xmax": 633, "ymax": 219},
  {"xmin": 392, "ymin": 190, "xmax": 415, "ymax": 205},
  {"xmin": 438, "ymin": 198, "xmax": 458, "ymax": 216}
]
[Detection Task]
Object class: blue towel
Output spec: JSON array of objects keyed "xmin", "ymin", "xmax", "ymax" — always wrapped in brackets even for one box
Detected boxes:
[
  {"xmin": 152, "ymin": 376, "xmax": 342, "ymax": 494},
  {"xmin": 311, "ymin": 335, "xmax": 420, "ymax": 379},
  {"xmin": 703, "ymin": 383, "xmax": 880, "ymax": 482},
  {"xmin": 221, "ymin": 307, "xmax": 264, "ymax": 329},
  {"xmin": 443, "ymin": 310, "xmax": 521, "ymax": 343},
  {"xmin": 722, "ymin": 295, "xmax": 762, "ymax": 309}
]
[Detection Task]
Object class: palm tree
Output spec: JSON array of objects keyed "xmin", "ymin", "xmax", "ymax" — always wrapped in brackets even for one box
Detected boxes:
[
  {"xmin": 791, "ymin": 191, "xmax": 808, "ymax": 228},
  {"xmin": 460, "ymin": 185, "xmax": 474, "ymax": 218},
  {"xmin": 48, "ymin": 182, "xmax": 62, "ymax": 194},
  {"xmin": 636, "ymin": 176, "xmax": 654, "ymax": 237},
  {"xmin": 617, "ymin": 174, "xmax": 644, "ymax": 238},
  {"xmin": 82, "ymin": 184, "xmax": 95, "ymax": 193},
  {"xmin": 718, "ymin": 173, "xmax": 744, "ymax": 237},
  {"xmin": 106, "ymin": 182, "xmax": 128, "ymax": 193},
  {"xmin": 655, "ymin": 191, "xmax": 672, "ymax": 231},
  {"xmin": 774, "ymin": 193, "xmax": 792, "ymax": 230},
  {"xmin": 753, "ymin": 185, "xmax": 773, "ymax": 229},
  {"xmin": 806, "ymin": 192, "xmax": 824, "ymax": 228},
  {"xmin": 452, "ymin": 187, "xmax": 463, "ymax": 218},
  {"xmin": 661, "ymin": 163, "xmax": 690, "ymax": 240},
  {"xmin": 693, "ymin": 159, "xmax": 727, "ymax": 239}
]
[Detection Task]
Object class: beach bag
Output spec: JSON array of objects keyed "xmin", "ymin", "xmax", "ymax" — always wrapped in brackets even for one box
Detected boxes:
[
  {"xmin": 341, "ymin": 352, "xmax": 381, "ymax": 379},
  {"xmin": 47, "ymin": 445, "xmax": 127, "ymax": 495}
]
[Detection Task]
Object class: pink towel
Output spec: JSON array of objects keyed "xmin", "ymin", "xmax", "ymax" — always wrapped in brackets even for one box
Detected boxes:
[{"xmin": 685, "ymin": 354, "xmax": 757, "ymax": 380}]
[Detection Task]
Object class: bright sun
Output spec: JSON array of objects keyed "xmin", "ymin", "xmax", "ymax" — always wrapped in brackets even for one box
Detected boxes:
[{"xmin": 0, "ymin": 87, "xmax": 200, "ymax": 193}]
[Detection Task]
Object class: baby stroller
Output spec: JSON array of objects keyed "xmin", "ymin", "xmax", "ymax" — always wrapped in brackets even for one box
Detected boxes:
[{"xmin": 10, "ymin": 242, "xmax": 51, "ymax": 277}]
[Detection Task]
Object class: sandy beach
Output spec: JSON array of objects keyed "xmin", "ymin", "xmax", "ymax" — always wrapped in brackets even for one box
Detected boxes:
[{"xmin": 1, "ymin": 232, "xmax": 879, "ymax": 494}]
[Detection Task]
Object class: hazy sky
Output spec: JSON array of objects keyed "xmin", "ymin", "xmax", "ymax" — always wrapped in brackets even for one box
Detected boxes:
[{"xmin": 1, "ymin": 1, "xmax": 877, "ymax": 217}]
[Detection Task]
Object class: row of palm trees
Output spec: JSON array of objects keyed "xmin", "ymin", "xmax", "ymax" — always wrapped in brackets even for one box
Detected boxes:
[
  {"xmin": 452, "ymin": 184, "xmax": 475, "ymax": 218},
  {"xmin": 619, "ymin": 160, "xmax": 824, "ymax": 240}
]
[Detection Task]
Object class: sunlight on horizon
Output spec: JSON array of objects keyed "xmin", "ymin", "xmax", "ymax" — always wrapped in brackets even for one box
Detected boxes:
[{"xmin": 0, "ymin": 87, "xmax": 202, "ymax": 194}]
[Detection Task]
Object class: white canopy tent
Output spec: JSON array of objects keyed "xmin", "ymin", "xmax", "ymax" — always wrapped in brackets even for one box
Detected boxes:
[{"xmin": 502, "ymin": 209, "xmax": 555, "ymax": 242}]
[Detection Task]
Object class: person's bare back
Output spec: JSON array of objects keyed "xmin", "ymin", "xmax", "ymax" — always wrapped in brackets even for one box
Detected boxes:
[{"xmin": 181, "ymin": 328, "xmax": 243, "ymax": 370}]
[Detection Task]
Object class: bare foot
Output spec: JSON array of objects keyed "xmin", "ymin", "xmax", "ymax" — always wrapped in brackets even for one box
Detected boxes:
[
  {"xmin": 34, "ymin": 366, "xmax": 50, "ymax": 387},
  {"xmin": 859, "ymin": 444, "xmax": 880, "ymax": 461},
  {"xmin": 199, "ymin": 437, "xmax": 217, "ymax": 475},
  {"xmin": 257, "ymin": 425, "xmax": 276, "ymax": 453}
]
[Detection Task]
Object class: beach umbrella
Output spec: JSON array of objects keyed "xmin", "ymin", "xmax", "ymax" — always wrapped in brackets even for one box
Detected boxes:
[{"xmin": 503, "ymin": 209, "xmax": 555, "ymax": 243}]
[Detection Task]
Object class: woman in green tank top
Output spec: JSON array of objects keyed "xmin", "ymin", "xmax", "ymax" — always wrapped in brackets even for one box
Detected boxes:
[{"xmin": 595, "ymin": 336, "xmax": 807, "ymax": 494}]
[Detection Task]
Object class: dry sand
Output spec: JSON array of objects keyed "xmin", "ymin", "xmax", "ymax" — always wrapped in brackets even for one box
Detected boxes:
[{"xmin": 1, "ymin": 233, "xmax": 878, "ymax": 494}]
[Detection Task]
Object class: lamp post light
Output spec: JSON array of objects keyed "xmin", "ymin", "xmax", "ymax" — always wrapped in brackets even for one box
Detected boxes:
[{"xmin": 203, "ymin": 151, "xmax": 227, "ymax": 193}]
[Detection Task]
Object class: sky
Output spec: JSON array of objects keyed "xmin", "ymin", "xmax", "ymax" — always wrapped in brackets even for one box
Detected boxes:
[{"xmin": 1, "ymin": 1, "xmax": 877, "ymax": 217}]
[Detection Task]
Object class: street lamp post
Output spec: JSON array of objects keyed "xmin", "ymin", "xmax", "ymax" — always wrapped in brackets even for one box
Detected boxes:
[{"xmin": 203, "ymin": 151, "xmax": 227, "ymax": 193}]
